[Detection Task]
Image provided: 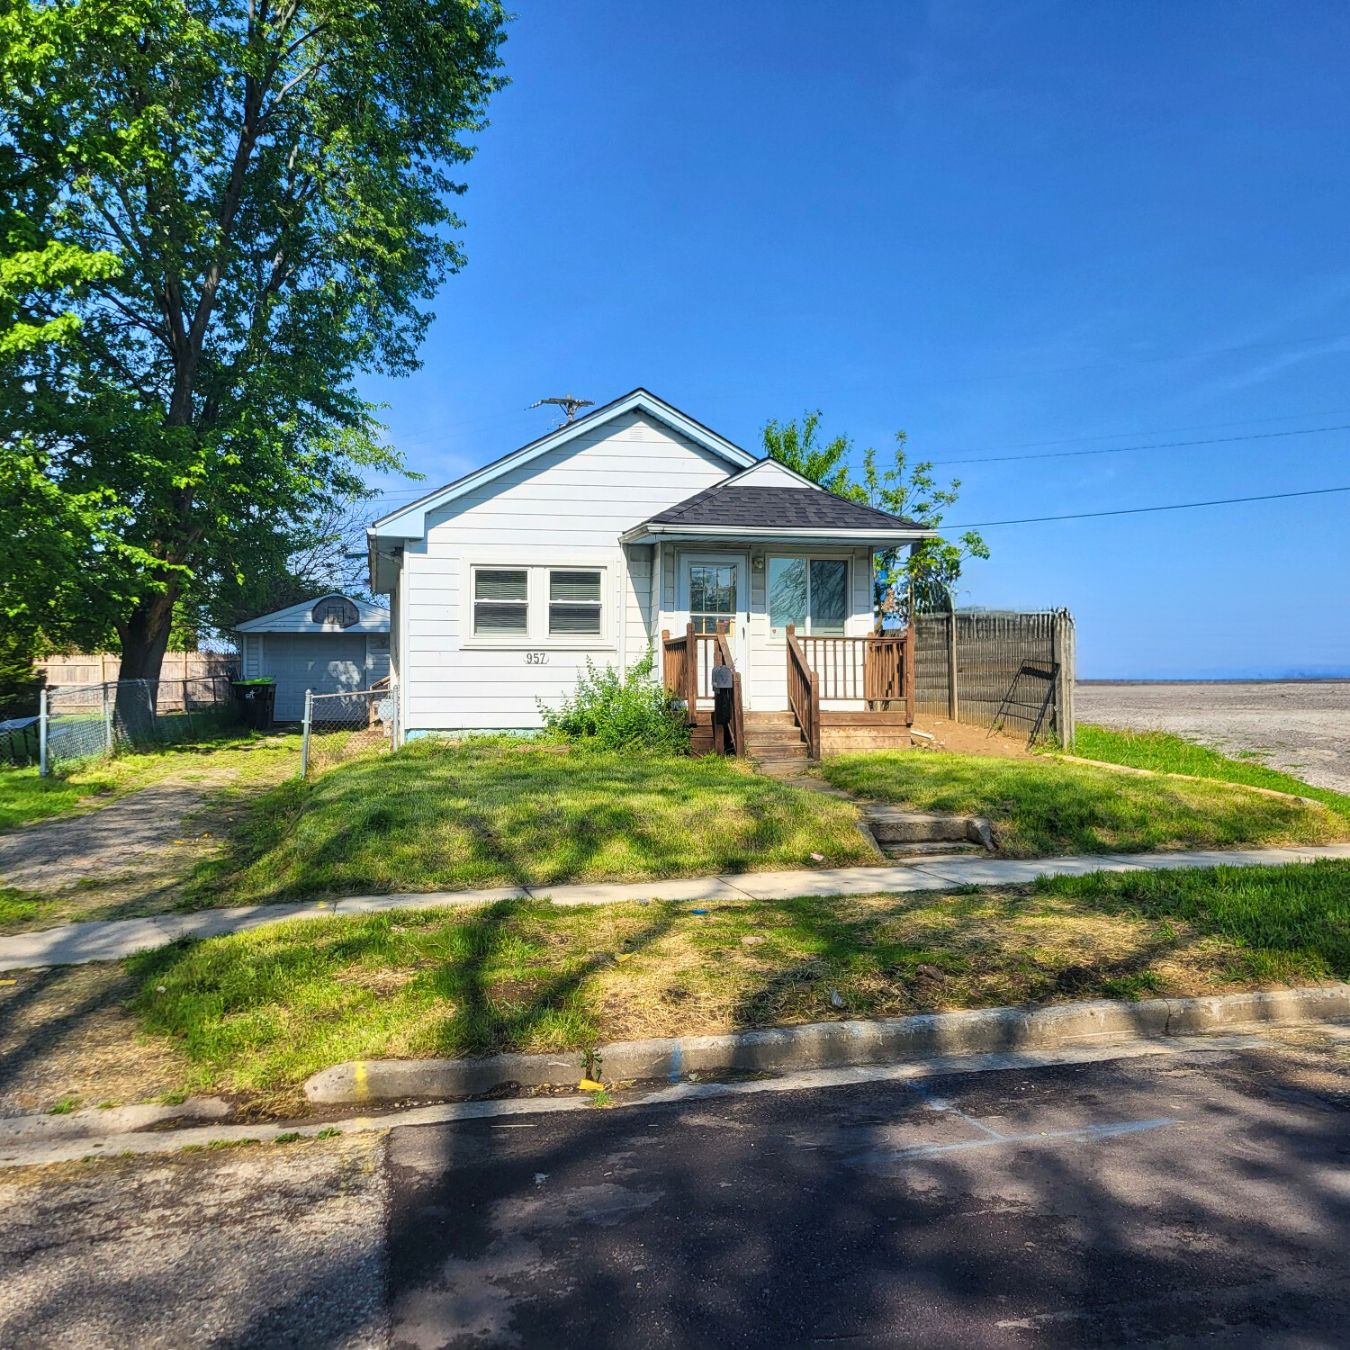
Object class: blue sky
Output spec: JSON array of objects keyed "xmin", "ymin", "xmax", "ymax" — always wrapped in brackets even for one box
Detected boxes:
[{"xmin": 359, "ymin": 1, "xmax": 1350, "ymax": 679}]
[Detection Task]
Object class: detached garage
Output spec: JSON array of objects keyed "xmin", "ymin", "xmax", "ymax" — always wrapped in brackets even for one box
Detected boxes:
[{"xmin": 235, "ymin": 594, "xmax": 390, "ymax": 722}]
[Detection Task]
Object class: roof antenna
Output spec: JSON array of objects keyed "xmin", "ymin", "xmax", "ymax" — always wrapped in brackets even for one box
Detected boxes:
[{"xmin": 530, "ymin": 395, "xmax": 593, "ymax": 424}]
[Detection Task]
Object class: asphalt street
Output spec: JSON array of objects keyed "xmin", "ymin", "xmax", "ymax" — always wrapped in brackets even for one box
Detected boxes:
[
  {"xmin": 4, "ymin": 1033, "xmax": 1350, "ymax": 1347},
  {"xmin": 386, "ymin": 1037, "xmax": 1350, "ymax": 1349}
]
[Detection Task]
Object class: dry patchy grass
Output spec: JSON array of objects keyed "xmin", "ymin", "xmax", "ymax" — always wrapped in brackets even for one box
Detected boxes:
[{"xmin": 118, "ymin": 859, "xmax": 1350, "ymax": 1110}]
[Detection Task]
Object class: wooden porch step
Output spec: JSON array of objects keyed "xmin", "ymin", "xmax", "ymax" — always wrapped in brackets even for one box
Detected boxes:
[
  {"xmin": 743, "ymin": 726, "xmax": 808, "ymax": 746},
  {"xmin": 749, "ymin": 747, "xmax": 810, "ymax": 766},
  {"xmin": 744, "ymin": 711, "xmax": 798, "ymax": 727}
]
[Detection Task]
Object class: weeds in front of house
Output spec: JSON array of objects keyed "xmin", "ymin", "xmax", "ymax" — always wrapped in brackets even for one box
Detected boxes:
[
  {"xmin": 184, "ymin": 737, "xmax": 873, "ymax": 906},
  {"xmin": 127, "ymin": 860, "xmax": 1350, "ymax": 1103},
  {"xmin": 819, "ymin": 749, "xmax": 1345, "ymax": 857},
  {"xmin": 1072, "ymin": 724, "xmax": 1350, "ymax": 821},
  {"xmin": 539, "ymin": 650, "xmax": 690, "ymax": 753}
]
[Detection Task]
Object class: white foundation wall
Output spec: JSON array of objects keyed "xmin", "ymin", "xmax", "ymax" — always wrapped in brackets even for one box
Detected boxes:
[{"xmin": 399, "ymin": 412, "xmax": 723, "ymax": 731}]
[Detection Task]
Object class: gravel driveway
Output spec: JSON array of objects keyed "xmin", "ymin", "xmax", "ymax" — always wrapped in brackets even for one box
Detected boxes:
[{"xmin": 1077, "ymin": 680, "xmax": 1350, "ymax": 794}]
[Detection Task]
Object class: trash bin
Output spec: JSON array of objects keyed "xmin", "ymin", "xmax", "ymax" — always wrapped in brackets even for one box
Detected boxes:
[{"xmin": 231, "ymin": 679, "xmax": 276, "ymax": 730}]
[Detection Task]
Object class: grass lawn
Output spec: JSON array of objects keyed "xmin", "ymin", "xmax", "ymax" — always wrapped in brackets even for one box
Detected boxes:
[
  {"xmin": 187, "ymin": 738, "xmax": 877, "ymax": 906},
  {"xmin": 818, "ymin": 749, "xmax": 1346, "ymax": 857},
  {"xmin": 0, "ymin": 731, "xmax": 299, "ymax": 834},
  {"xmin": 125, "ymin": 858, "xmax": 1350, "ymax": 1106},
  {"xmin": 1071, "ymin": 723, "xmax": 1350, "ymax": 820}
]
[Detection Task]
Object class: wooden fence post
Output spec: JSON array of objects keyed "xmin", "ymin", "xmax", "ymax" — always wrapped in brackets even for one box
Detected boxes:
[
  {"xmin": 904, "ymin": 623, "xmax": 916, "ymax": 726},
  {"xmin": 1052, "ymin": 609, "xmax": 1075, "ymax": 750},
  {"xmin": 947, "ymin": 611, "xmax": 959, "ymax": 722}
]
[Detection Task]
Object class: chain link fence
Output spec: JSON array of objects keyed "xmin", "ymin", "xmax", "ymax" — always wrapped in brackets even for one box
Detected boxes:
[
  {"xmin": 34, "ymin": 677, "xmax": 240, "ymax": 772},
  {"xmin": 300, "ymin": 685, "xmax": 399, "ymax": 779}
]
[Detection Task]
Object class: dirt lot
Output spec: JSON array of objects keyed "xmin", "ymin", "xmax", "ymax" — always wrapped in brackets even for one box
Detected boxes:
[
  {"xmin": 0, "ymin": 1135, "xmax": 388, "ymax": 1348},
  {"xmin": 1078, "ymin": 680, "xmax": 1350, "ymax": 795}
]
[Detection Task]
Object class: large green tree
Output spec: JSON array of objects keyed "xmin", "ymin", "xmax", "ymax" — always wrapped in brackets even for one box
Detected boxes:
[
  {"xmin": 0, "ymin": 0, "xmax": 507, "ymax": 686},
  {"xmin": 763, "ymin": 413, "xmax": 990, "ymax": 624}
]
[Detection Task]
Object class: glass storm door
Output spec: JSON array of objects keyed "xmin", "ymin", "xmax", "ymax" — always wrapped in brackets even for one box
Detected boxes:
[
  {"xmin": 683, "ymin": 556, "xmax": 750, "ymax": 703},
  {"xmin": 688, "ymin": 562, "xmax": 739, "ymax": 635}
]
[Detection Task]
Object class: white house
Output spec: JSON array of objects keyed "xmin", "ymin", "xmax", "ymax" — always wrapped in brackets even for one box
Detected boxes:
[
  {"xmin": 235, "ymin": 593, "xmax": 390, "ymax": 721},
  {"xmin": 367, "ymin": 390, "xmax": 933, "ymax": 757}
]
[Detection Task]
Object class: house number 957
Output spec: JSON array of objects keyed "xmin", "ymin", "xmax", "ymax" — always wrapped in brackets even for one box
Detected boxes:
[{"xmin": 524, "ymin": 652, "xmax": 550, "ymax": 665}]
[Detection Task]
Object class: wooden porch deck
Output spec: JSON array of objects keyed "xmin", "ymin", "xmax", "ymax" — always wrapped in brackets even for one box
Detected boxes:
[{"xmin": 661, "ymin": 623, "xmax": 915, "ymax": 760}]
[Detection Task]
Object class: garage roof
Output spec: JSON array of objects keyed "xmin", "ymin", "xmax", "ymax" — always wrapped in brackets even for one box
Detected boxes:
[{"xmin": 235, "ymin": 593, "xmax": 390, "ymax": 634}]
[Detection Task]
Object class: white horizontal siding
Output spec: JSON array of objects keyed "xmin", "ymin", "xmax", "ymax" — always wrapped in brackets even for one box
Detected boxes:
[
  {"xmin": 623, "ymin": 544, "xmax": 656, "ymax": 663},
  {"xmin": 421, "ymin": 412, "xmax": 730, "ymax": 550},
  {"xmin": 399, "ymin": 411, "xmax": 738, "ymax": 730},
  {"xmin": 365, "ymin": 637, "xmax": 391, "ymax": 685}
]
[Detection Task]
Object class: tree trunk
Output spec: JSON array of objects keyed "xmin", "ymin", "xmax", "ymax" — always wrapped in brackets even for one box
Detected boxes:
[{"xmin": 114, "ymin": 589, "xmax": 178, "ymax": 742}]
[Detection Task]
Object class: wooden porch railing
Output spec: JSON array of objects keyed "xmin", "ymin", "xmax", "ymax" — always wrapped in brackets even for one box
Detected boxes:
[
  {"xmin": 789, "ymin": 628, "xmax": 916, "ymax": 740},
  {"xmin": 785, "ymin": 626, "xmax": 821, "ymax": 760},
  {"xmin": 661, "ymin": 623, "xmax": 698, "ymax": 714},
  {"xmin": 662, "ymin": 622, "xmax": 744, "ymax": 756}
]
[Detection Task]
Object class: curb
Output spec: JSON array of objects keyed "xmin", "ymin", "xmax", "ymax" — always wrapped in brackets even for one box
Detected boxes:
[
  {"xmin": 0, "ymin": 1097, "xmax": 229, "ymax": 1145},
  {"xmin": 303, "ymin": 984, "xmax": 1350, "ymax": 1104}
]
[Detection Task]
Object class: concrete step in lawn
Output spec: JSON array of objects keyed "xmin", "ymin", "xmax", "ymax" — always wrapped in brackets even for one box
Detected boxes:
[{"xmin": 862, "ymin": 808, "xmax": 995, "ymax": 859}]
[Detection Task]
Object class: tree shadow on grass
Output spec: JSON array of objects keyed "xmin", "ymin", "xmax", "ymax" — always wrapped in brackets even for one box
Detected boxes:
[
  {"xmin": 128, "ymin": 897, "xmax": 684, "ymax": 1083},
  {"xmin": 179, "ymin": 742, "xmax": 865, "ymax": 906}
]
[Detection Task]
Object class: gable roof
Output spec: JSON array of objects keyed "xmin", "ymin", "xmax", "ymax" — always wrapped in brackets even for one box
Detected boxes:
[
  {"xmin": 621, "ymin": 459, "xmax": 935, "ymax": 545},
  {"xmin": 368, "ymin": 388, "xmax": 757, "ymax": 541},
  {"xmin": 235, "ymin": 593, "xmax": 389, "ymax": 634}
]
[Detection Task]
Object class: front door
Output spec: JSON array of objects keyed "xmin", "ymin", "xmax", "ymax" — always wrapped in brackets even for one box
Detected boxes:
[{"xmin": 682, "ymin": 555, "xmax": 750, "ymax": 705}]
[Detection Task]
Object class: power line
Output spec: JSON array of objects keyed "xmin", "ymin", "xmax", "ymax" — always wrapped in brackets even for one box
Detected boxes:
[
  {"xmin": 945, "ymin": 404, "xmax": 1350, "ymax": 453},
  {"xmin": 949, "ymin": 484, "xmax": 1350, "ymax": 529},
  {"xmin": 930, "ymin": 422, "xmax": 1350, "ymax": 468},
  {"xmin": 372, "ymin": 408, "xmax": 1350, "ymax": 489}
]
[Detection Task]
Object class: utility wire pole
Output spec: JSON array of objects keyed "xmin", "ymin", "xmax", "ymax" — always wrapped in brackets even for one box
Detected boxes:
[{"xmin": 530, "ymin": 395, "xmax": 593, "ymax": 424}]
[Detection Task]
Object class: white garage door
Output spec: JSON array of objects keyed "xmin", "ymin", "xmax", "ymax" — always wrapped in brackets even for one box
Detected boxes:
[{"xmin": 262, "ymin": 634, "xmax": 367, "ymax": 721}]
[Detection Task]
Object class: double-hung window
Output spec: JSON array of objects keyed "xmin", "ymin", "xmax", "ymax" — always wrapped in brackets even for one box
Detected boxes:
[
  {"xmin": 549, "ymin": 570, "xmax": 602, "ymax": 636},
  {"xmin": 768, "ymin": 557, "xmax": 848, "ymax": 638},
  {"xmin": 471, "ymin": 565, "xmax": 606, "ymax": 641},
  {"xmin": 473, "ymin": 569, "xmax": 529, "ymax": 635}
]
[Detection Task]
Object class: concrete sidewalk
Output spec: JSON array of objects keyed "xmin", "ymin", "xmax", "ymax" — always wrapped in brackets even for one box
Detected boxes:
[{"xmin": 3, "ymin": 842, "xmax": 1349, "ymax": 972}]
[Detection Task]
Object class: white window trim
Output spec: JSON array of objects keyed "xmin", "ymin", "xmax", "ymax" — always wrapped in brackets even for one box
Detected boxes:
[
  {"xmin": 470, "ymin": 565, "xmax": 531, "ymax": 641},
  {"xmin": 461, "ymin": 560, "xmax": 616, "ymax": 651},
  {"xmin": 547, "ymin": 567, "xmax": 604, "ymax": 639},
  {"xmin": 767, "ymin": 552, "xmax": 852, "ymax": 640}
]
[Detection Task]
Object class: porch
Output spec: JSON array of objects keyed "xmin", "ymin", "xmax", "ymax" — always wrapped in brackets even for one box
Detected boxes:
[{"xmin": 661, "ymin": 622, "xmax": 915, "ymax": 762}]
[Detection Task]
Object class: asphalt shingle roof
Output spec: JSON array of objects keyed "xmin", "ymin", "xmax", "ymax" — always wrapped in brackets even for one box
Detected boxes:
[{"xmin": 645, "ymin": 482, "xmax": 923, "ymax": 532}]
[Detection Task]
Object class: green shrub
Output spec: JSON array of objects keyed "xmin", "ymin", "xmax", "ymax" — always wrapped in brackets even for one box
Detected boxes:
[{"xmin": 539, "ymin": 651, "xmax": 690, "ymax": 753}]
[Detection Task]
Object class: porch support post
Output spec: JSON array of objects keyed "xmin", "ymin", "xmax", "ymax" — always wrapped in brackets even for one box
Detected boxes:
[{"xmin": 684, "ymin": 621, "xmax": 697, "ymax": 714}]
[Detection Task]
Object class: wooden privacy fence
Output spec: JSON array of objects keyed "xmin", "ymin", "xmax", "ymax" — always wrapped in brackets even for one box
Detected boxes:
[
  {"xmin": 37, "ymin": 652, "xmax": 237, "ymax": 711},
  {"xmin": 913, "ymin": 609, "xmax": 1075, "ymax": 746}
]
